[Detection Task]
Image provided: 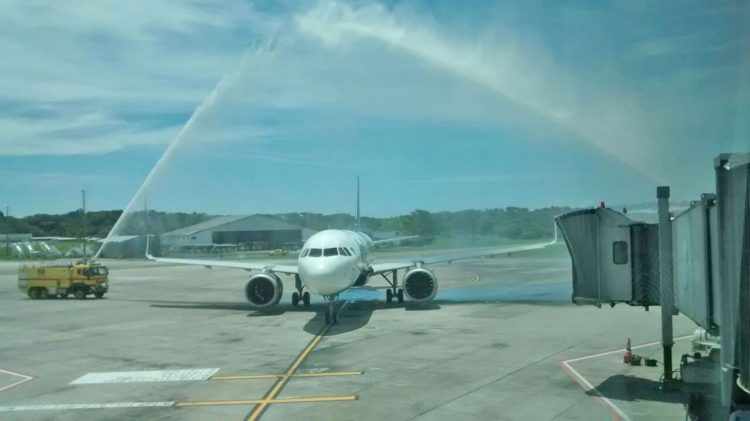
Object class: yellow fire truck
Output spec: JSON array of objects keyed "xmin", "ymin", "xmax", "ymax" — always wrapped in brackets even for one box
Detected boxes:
[{"xmin": 18, "ymin": 261, "xmax": 109, "ymax": 300}]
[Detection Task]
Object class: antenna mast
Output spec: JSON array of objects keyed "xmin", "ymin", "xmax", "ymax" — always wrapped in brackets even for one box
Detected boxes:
[{"xmin": 356, "ymin": 176, "xmax": 361, "ymax": 231}]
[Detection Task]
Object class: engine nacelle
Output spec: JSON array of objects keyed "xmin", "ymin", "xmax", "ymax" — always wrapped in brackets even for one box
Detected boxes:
[
  {"xmin": 245, "ymin": 273, "xmax": 283, "ymax": 309},
  {"xmin": 403, "ymin": 268, "xmax": 438, "ymax": 302}
]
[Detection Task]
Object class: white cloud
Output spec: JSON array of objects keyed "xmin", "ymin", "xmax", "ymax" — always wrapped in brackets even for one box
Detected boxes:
[
  {"xmin": 292, "ymin": 2, "xmax": 662, "ymax": 180},
  {"xmin": 290, "ymin": 1, "xmax": 745, "ymax": 185},
  {"xmin": 0, "ymin": 0, "xmax": 270, "ymax": 155},
  {"xmin": 0, "ymin": 111, "xmax": 178, "ymax": 155},
  {"xmin": 0, "ymin": 0, "xmax": 743, "ymax": 199}
]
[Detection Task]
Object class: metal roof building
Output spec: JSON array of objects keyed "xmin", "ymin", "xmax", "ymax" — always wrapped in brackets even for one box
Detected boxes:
[{"xmin": 160, "ymin": 215, "xmax": 314, "ymax": 250}]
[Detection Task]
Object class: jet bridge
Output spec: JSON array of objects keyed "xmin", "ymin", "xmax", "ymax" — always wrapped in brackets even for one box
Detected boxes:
[
  {"xmin": 555, "ymin": 207, "xmax": 660, "ymax": 308},
  {"xmin": 671, "ymin": 195, "xmax": 721, "ymax": 333},
  {"xmin": 556, "ymin": 152, "xmax": 750, "ymax": 418},
  {"xmin": 557, "ymin": 195, "xmax": 722, "ymax": 329}
]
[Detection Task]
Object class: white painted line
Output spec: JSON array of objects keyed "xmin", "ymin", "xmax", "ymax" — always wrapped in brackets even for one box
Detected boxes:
[
  {"xmin": 71, "ymin": 368, "xmax": 220, "ymax": 385},
  {"xmin": 560, "ymin": 335, "xmax": 693, "ymax": 421},
  {"xmin": 564, "ymin": 335, "xmax": 693, "ymax": 364},
  {"xmin": 560, "ymin": 359, "xmax": 631, "ymax": 421},
  {"xmin": 0, "ymin": 401, "xmax": 175, "ymax": 412},
  {"xmin": 0, "ymin": 368, "xmax": 33, "ymax": 393}
]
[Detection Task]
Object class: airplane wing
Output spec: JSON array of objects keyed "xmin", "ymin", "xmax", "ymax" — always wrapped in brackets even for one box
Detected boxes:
[
  {"xmin": 369, "ymin": 240, "xmax": 555, "ymax": 274},
  {"xmin": 145, "ymin": 253, "xmax": 298, "ymax": 275},
  {"xmin": 144, "ymin": 235, "xmax": 298, "ymax": 274},
  {"xmin": 371, "ymin": 235, "xmax": 419, "ymax": 246}
]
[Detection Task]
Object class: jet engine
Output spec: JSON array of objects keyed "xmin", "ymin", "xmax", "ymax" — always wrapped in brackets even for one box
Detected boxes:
[
  {"xmin": 403, "ymin": 268, "xmax": 438, "ymax": 302},
  {"xmin": 245, "ymin": 273, "xmax": 283, "ymax": 309}
]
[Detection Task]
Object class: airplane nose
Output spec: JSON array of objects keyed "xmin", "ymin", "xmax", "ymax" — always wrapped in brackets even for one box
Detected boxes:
[{"xmin": 300, "ymin": 259, "xmax": 354, "ymax": 296}]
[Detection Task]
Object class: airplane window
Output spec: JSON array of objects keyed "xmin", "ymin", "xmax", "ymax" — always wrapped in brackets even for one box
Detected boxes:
[
  {"xmin": 613, "ymin": 241, "xmax": 629, "ymax": 265},
  {"xmin": 323, "ymin": 247, "xmax": 339, "ymax": 257},
  {"xmin": 301, "ymin": 249, "xmax": 308, "ymax": 257},
  {"xmin": 308, "ymin": 248, "xmax": 322, "ymax": 257},
  {"xmin": 339, "ymin": 247, "xmax": 350, "ymax": 256}
]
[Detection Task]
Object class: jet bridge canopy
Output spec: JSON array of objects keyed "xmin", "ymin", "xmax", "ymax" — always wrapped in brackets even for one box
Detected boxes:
[{"xmin": 555, "ymin": 207, "xmax": 660, "ymax": 307}]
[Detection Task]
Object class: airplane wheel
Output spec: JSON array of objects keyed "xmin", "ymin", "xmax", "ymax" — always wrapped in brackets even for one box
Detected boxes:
[
  {"xmin": 302, "ymin": 292, "xmax": 311, "ymax": 307},
  {"xmin": 292, "ymin": 292, "xmax": 300, "ymax": 306},
  {"xmin": 386, "ymin": 289, "xmax": 393, "ymax": 304},
  {"xmin": 325, "ymin": 303, "xmax": 337, "ymax": 325},
  {"xmin": 397, "ymin": 289, "xmax": 404, "ymax": 303}
]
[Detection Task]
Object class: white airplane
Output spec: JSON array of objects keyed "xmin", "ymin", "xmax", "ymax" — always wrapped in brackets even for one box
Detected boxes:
[{"xmin": 146, "ymin": 181, "xmax": 554, "ymax": 323}]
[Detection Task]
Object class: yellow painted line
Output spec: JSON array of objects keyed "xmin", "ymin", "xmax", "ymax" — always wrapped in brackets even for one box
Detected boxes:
[
  {"xmin": 272, "ymin": 395, "xmax": 358, "ymax": 404},
  {"xmin": 176, "ymin": 395, "xmax": 357, "ymax": 408},
  {"xmin": 246, "ymin": 323, "xmax": 331, "ymax": 421},
  {"xmin": 294, "ymin": 371, "xmax": 363, "ymax": 378},
  {"xmin": 211, "ymin": 371, "xmax": 363, "ymax": 381}
]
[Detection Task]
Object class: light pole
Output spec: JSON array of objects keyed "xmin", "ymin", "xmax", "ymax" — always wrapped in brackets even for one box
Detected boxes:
[
  {"xmin": 4, "ymin": 205, "xmax": 9, "ymax": 258},
  {"xmin": 81, "ymin": 190, "xmax": 87, "ymax": 260}
]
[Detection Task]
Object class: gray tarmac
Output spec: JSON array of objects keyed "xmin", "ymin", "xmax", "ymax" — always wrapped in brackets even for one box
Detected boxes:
[{"xmin": 0, "ymin": 244, "xmax": 697, "ymax": 420}]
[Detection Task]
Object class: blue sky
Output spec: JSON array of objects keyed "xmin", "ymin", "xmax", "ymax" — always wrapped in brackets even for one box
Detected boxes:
[{"xmin": 0, "ymin": 1, "xmax": 748, "ymax": 217}]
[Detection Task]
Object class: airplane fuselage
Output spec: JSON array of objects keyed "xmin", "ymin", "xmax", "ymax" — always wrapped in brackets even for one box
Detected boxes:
[{"xmin": 297, "ymin": 229, "xmax": 373, "ymax": 297}]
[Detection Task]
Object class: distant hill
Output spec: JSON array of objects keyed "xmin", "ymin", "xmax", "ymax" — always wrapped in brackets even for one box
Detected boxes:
[{"xmin": 1, "ymin": 206, "xmax": 572, "ymax": 241}]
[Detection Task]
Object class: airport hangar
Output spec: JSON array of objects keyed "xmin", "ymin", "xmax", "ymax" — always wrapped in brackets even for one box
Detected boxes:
[{"xmin": 160, "ymin": 215, "xmax": 316, "ymax": 252}]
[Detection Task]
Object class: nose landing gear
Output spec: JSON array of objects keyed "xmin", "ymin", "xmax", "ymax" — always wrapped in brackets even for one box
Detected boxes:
[{"xmin": 324, "ymin": 296, "xmax": 338, "ymax": 325}]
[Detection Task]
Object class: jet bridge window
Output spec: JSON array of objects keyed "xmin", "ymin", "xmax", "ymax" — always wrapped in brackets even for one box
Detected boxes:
[
  {"xmin": 613, "ymin": 241, "xmax": 629, "ymax": 265},
  {"xmin": 323, "ymin": 247, "xmax": 339, "ymax": 257},
  {"xmin": 308, "ymin": 248, "xmax": 322, "ymax": 257}
]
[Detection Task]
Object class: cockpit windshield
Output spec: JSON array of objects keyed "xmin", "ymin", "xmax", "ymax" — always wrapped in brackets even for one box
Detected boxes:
[
  {"xmin": 308, "ymin": 248, "xmax": 322, "ymax": 257},
  {"xmin": 323, "ymin": 247, "xmax": 339, "ymax": 257}
]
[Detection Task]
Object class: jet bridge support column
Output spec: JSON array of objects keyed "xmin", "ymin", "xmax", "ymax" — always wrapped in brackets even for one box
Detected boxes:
[{"xmin": 657, "ymin": 186, "xmax": 675, "ymax": 382}]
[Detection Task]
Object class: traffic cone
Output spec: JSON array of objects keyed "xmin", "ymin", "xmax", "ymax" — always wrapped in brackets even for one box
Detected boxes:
[{"xmin": 623, "ymin": 337, "xmax": 633, "ymax": 364}]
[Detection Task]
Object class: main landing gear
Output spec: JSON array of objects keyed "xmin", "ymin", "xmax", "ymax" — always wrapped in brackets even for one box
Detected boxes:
[
  {"xmin": 381, "ymin": 270, "xmax": 404, "ymax": 304},
  {"xmin": 386, "ymin": 288, "xmax": 404, "ymax": 304},
  {"xmin": 291, "ymin": 291, "xmax": 311, "ymax": 307},
  {"xmin": 291, "ymin": 274, "xmax": 311, "ymax": 307}
]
